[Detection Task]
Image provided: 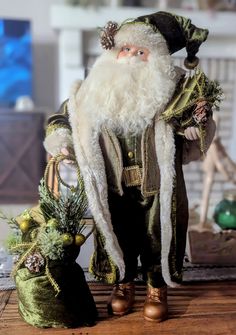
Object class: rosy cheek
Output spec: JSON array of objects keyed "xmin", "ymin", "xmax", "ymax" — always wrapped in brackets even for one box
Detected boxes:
[
  {"xmin": 141, "ymin": 53, "xmax": 149, "ymax": 62},
  {"xmin": 117, "ymin": 51, "xmax": 127, "ymax": 59}
]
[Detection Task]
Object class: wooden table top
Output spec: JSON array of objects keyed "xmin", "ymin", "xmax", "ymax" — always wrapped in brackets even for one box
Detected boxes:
[{"xmin": 1, "ymin": 281, "xmax": 236, "ymax": 335}]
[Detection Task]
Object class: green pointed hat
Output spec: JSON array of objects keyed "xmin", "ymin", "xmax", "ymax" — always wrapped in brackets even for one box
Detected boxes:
[
  {"xmin": 134, "ymin": 11, "xmax": 208, "ymax": 68},
  {"xmin": 101, "ymin": 11, "xmax": 208, "ymax": 69}
]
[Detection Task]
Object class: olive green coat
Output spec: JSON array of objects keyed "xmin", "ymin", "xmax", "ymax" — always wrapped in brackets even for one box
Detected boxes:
[{"xmin": 44, "ymin": 74, "xmax": 216, "ymax": 287}]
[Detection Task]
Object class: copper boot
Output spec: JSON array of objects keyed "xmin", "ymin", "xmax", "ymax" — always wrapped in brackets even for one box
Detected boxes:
[
  {"xmin": 143, "ymin": 285, "xmax": 168, "ymax": 322},
  {"xmin": 107, "ymin": 282, "xmax": 135, "ymax": 316}
]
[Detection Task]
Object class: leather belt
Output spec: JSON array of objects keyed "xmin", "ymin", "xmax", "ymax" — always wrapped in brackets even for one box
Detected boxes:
[{"xmin": 123, "ymin": 165, "xmax": 143, "ymax": 187}]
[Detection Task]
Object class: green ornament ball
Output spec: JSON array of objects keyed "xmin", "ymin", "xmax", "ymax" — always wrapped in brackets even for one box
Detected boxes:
[
  {"xmin": 62, "ymin": 233, "xmax": 74, "ymax": 246},
  {"xmin": 19, "ymin": 219, "xmax": 31, "ymax": 233},
  {"xmin": 75, "ymin": 233, "xmax": 86, "ymax": 246},
  {"xmin": 214, "ymin": 193, "xmax": 236, "ymax": 230}
]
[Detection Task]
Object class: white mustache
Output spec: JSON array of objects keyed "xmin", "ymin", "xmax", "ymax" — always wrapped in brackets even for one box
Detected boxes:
[{"xmin": 117, "ymin": 56, "xmax": 144, "ymax": 65}]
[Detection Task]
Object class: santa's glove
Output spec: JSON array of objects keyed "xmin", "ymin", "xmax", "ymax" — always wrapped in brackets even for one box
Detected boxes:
[{"xmin": 184, "ymin": 127, "xmax": 200, "ymax": 141}]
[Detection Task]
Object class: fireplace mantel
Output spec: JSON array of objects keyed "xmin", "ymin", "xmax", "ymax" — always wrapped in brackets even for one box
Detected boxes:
[
  {"xmin": 51, "ymin": 5, "xmax": 236, "ymax": 36},
  {"xmin": 51, "ymin": 5, "xmax": 236, "ymax": 98}
]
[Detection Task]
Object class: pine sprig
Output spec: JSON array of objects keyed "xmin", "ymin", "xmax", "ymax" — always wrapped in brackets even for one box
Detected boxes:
[
  {"xmin": 191, "ymin": 74, "xmax": 223, "ymax": 111},
  {"xmin": 204, "ymin": 79, "xmax": 223, "ymax": 110},
  {"xmin": 38, "ymin": 179, "xmax": 88, "ymax": 234},
  {"xmin": 0, "ymin": 209, "xmax": 22, "ymax": 255},
  {"xmin": 38, "ymin": 179, "xmax": 58, "ymax": 222},
  {"xmin": 38, "ymin": 228, "xmax": 64, "ymax": 260},
  {"xmin": 57, "ymin": 191, "xmax": 87, "ymax": 233},
  {"xmin": 5, "ymin": 234, "xmax": 22, "ymax": 254},
  {"xmin": 0, "ymin": 209, "xmax": 20, "ymax": 231}
]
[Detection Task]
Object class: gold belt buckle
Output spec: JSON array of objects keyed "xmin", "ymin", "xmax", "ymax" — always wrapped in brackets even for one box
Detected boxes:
[{"xmin": 123, "ymin": 165, "xmax": 142, "ymax": 187}]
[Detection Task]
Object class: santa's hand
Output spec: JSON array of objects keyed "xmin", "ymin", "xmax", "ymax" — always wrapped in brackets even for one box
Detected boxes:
[
  {"xmin": 184, "ymin": 127, "xmax": 200, "ymax": 141},
  {"xmin": 61, "ymin": 147, "xmax": 73, "ymax": 164}
]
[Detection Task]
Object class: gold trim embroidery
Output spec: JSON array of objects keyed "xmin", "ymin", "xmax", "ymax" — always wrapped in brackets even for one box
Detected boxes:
[{"xmin": 123, "ymin": 165, "xmax": 143, "ymax": 187}]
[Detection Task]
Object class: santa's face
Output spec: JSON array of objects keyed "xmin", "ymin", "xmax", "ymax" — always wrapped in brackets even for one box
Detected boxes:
[{"xmin": 75, "ymin": 42, "xmax": 178, "ymax": 135}]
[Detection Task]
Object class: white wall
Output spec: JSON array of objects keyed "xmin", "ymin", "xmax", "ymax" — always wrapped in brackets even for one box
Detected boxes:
[{"xmin": 0, "ymin": 0, "xmax": 64, "ymax": 112}]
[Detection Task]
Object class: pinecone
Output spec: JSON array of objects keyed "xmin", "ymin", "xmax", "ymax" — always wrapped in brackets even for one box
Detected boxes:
[
  {"xmin": 100, "ymin": 21, "xmax": 119, "ymax": 50},
  {"xmin": 24, "ymin": 252, "xmax": 45, "ymax": 273},
  {"xmin": 193, "ymin": 100, "xmax": 210, "ymax": 125}
]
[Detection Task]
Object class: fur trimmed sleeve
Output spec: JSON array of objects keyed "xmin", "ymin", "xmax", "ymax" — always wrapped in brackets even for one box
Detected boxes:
[
  {"xmin": 182, "ymin": 117, "xmax": 216, "ymax": 164},
  {"xmin": 44, "ymin": 100, "xmax": 74, "ymax": 157}
]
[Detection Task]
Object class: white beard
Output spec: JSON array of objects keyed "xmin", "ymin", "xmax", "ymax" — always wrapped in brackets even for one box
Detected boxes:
[{"xmin": 75, "ymin": 49, "xmax": 178, "ymax": 135}]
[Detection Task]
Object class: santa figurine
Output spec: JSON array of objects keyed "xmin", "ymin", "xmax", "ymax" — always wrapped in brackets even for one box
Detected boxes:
[{"xmin": 44, "ymin": 11, "xmax": 217, "ymax": 322}]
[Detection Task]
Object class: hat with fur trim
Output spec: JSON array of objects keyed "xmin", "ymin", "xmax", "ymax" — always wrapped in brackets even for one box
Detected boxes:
[{"xmin": 100, "ymin": 11, "xmax": 208, "ymax": 69}]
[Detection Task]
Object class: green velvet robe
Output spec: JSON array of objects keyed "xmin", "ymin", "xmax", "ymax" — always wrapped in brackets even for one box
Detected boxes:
[{"xmin": 44, "ymin": 71, "xmax": 216, "ymax": 287}]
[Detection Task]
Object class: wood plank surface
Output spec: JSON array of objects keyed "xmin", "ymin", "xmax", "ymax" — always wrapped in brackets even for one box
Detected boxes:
[{"xmin": 1, "ymin": 281, "xmax": 236, "ymax": 335}]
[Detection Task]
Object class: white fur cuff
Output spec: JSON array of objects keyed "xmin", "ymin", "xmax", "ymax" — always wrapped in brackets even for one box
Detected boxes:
[{"xmin": 43, "ymin": 128, "xmax": 73, "ymax": 157}]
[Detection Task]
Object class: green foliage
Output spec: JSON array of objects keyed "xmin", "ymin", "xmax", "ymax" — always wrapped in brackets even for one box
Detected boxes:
[
  {"xmin": 38, "ymin": 228, "xmax": 64, "ymax": 260},
  {"xmin": 5, "ymin": 234, "xmax": 22, "ymax": 254},
  {"xmin": 190, "ymin": 70, "xmax": 223, "ymax": 111},
  {"xmin": 4, "ymin": 166, "xmax": 88, "ymax": 265},
  {"xmin": 0, "ymin": 209, "xmax": 22, "ymax": 254},
  {"xmin": 204, "ymin": 79, "xmax": 224, "ymax": 110},
  {"xmin": 38, "ymin": 179, "xmax": 87, "ymax": 235},
  {"xmin": 0, "ymin": 209, "xmax": 20, "ymax": 231}
]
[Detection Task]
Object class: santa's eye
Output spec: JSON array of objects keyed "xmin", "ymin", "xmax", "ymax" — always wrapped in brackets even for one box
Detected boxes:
[
  {"xmin": 137, "ymin": 50, "xmax": 144, "ymax": 56},
  {"xmin": 123, "ymin": 47, "xmax": 130, "ymax": 52}
]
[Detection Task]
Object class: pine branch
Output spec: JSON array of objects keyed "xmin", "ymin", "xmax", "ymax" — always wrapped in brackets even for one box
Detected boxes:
[
  {"xmin": 0, "ymin": 209, "xmax": 20, "ymax": 231},
  {"xmin": 38, "ymin": 179, "xmax": 88, "ymax": 234}
]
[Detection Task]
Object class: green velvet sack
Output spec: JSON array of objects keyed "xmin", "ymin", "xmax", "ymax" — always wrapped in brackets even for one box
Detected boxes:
[
  {"xmin": 7, "ymin": 155, "xmax": 97, "ymax": 328},
  {"xmin": 15, "ymin": 258, "xmax": 97, "ymax": 328}
]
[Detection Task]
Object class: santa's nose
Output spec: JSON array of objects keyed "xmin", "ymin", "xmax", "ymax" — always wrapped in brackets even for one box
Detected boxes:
[
  {"xmin": 129, "ymin": 49, "xmax": 137, "ymax": 56},
  {"xmin": 124, "ymin": 51, "xmax": 135, "ymax": 57}
]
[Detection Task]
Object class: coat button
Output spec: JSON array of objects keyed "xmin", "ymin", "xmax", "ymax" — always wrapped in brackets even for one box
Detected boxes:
[{"xmin": 128, "ymin": 151, "xmax": 134, "ymax": 159}]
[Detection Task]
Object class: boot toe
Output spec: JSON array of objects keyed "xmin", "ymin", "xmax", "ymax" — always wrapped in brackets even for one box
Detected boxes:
[
  {"xmin": 110, "ymin": 297, "xmax": 130, "ymax": 315},
  {"xmin": 144, "ymin": 302, "xmax": 168, "ymax": 322},
  {"xmin": 143, "ymin": 285, "xmax": 168, "ymax": 322},
  {"xmin": 107, "ymin": 282, "xmax": 135, "ymax": 316}
]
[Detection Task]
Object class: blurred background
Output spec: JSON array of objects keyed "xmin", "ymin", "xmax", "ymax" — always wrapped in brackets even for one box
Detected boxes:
[{"xmin": 1, "ymin": 0, "xmax": 236, "ymax": 275}]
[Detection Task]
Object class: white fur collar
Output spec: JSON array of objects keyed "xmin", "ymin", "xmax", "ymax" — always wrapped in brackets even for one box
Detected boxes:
[{"xmin": 68, "ymin": 76, "xmax": 182, "ymax": 287}]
